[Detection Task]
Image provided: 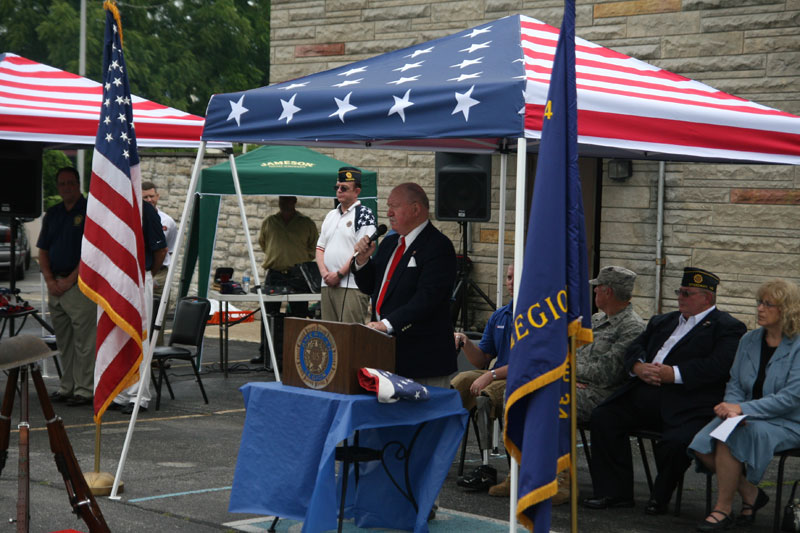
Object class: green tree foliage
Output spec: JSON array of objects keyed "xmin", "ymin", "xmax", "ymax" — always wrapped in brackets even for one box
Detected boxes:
[{"xmin": 1, "ymin": 0, "xmax": 270, "ymax": 117}]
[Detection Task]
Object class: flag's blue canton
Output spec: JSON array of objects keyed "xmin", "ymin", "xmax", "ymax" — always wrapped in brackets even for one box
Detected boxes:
[
  {"xmin": 355, "ymin": 205, "xmax": 376, "ymax": 232},
  {"xmin": 503, "ymin": 1, "xmax": 592, "ymax": 531},
  {"xmin": 203, "ymin": 17, "xmax": 526, "ymax": 142},
  {"xmin": 376, "ymin": 369, "xmax": 429, "ymax": 401},
  {"xmin": 96, "ymin": 12, "xmax": 139, "ymax": 171}
]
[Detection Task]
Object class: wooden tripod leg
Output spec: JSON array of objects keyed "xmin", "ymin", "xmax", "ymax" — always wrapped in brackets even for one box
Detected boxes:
[
  {"xmin": 0, "ymin": 367, "xmax": 20, "ymax": 477},
  {"xmin": 30, "ymin": 366, "xmax": 111, "ymax": 533},
  {"xmin": 17, "ymin": 366, "xmax": 30, "ymax": 533}
]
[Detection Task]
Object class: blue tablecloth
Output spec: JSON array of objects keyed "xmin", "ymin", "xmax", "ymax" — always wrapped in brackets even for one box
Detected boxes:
[{"xmin": 229, "ymin": 381, "xmax": 468, "ymax": 532}]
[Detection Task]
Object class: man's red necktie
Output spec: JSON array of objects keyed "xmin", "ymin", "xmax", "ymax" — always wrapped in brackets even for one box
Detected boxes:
[{"xmin": 375, "ymin": 236, "xmax": 405, "ymax": 316}]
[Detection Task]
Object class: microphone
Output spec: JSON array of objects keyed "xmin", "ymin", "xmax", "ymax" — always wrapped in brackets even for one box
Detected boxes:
[
  {"xmin": 353, "ymin": 224, "xmax": 388, "ymax": 258},
  {"xmin": 368, "ymin": 224, "xmax": 388, "ymax": 243}
]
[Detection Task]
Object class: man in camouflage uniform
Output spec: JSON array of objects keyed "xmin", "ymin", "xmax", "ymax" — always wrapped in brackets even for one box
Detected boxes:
[
  {"xmin": 552, "ymin": 265, "xmax": 646, "ymax": 505},
  {"xmin": 576, "ymin": 265, "xmax": 646, "ymax": 423}
]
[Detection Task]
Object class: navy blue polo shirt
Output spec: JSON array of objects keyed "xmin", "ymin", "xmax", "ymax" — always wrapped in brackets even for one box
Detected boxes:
[
  {"xmin": 478, "ymin": 301, "xmax": 513, "ymax": 368},
  {"xmin": 142, "ymin": 201, "xmax": 167, "ymax": 271},
  {"xmin": 37, "ymin": 196, "xmax": 88, "ymax": 275}
]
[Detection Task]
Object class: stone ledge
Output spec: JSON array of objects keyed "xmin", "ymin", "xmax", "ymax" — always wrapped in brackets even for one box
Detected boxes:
[
  {"xmin": 295, "ymin": 43, "xmax": 346, "ymax": 57},
  {"xmin": 731, "ymin": 188, "xmax": 800, "ymax": 204},
  {"xmin": 594, "ymin": 0, "xmax": 680, "ymax": 19}
]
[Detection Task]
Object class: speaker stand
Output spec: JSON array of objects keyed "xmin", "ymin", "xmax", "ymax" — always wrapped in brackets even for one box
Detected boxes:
[{"xmin": 451, "ymin": 222, "xmax": 495, "ymax": 331}]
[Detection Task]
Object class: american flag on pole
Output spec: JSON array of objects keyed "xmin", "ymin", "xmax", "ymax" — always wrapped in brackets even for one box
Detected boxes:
[{"xmin": 78, "ymin": 1, "xmax": 146, "ymax": 422}]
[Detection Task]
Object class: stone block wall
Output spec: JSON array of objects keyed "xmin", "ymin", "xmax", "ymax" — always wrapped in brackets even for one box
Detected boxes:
[{"xmin": 156, "ymin": 0, "xmax": 800, "ymax": 330}]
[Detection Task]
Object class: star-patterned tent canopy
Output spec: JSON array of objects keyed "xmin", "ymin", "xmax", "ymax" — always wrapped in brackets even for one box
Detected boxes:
[
  {"xmin": 202, "ymin": 14, "xmax": 800, "ymax": 164},
  {"xmin": 0, "ymin": 52, "xmax": 218, "ymax": 148}
]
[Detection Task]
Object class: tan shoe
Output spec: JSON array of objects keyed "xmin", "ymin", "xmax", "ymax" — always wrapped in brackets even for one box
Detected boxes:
[
  {"xmin": 488, "ymin": 476, "xmax": 510, "ymax": 497},
  {"xmin": 552, "ymin": 471, "xmax": 570, "ymax": 506}
]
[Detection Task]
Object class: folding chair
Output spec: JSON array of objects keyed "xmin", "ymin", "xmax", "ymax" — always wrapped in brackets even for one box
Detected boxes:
[
  {"xmin": 772, "ymin": 448, "xmax": 800, "ymax": 533},
  {"xmin": 629, "ymin": 428, "xmax": 712, "ymax": 517},
  {"xmin": 151, "ymin": 296, "xmax": 210, "ymax": 410}
]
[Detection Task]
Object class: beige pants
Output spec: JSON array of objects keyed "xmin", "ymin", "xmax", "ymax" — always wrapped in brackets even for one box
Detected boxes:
[
  {"xmin": 49, "ymin": 282, "xmax": 97, "ymax": 398},
  {"xmin": 320, "ymin": 285, "xmax": 369, "ymax": 323}
]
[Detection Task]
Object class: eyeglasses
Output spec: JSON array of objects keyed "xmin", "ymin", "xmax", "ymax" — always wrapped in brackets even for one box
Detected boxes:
[
  {"xmin": 756, "ymin": 299, "xmax": 778, "ymax": 309},
  {"xmin": 674, "ymin": 289, "xmax": 702, "ymax": 298},
  {"xmin": 334, "ymin": 185, "xmax": 353, "ymax": 192}
]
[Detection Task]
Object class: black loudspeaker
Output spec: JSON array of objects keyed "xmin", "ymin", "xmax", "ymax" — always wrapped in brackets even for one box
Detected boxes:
[
  {"xmin": 0, "ymin": 142, "xmax": 43, "ymax": 219},
  {"xmin": 435, "ymin": 152, "xmax": 491, "ymax": 222}
]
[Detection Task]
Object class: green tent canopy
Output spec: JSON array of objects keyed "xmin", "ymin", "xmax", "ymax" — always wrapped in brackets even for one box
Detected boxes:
[{"xmin": 181, "ymin": 145, "xmax": 378, "ymax": 296}]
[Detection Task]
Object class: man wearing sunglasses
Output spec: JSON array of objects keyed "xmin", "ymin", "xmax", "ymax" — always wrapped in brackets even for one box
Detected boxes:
[
  {"xmin": 584, "ymin": 267, "xmax": 746, "ymax": 516},
  {"xmin": 315, "ymin": 167, "xmax": 376, "ymax": 322}
]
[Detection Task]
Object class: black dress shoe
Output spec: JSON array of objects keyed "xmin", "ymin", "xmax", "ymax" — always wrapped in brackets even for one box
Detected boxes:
[
  {"xmin": 582, "ymin": 496, "xmax": 635, "ymax": 509},
  {"xmin": 645, "ymin": 499, "xmax": 669, "ymax": 515},
  {"xmin": 106, "ymin": 402, "xmax": 124, "ymax": 411},
  {"xmin": 696, "ymin": 509, "xmax": 735, "ymax": 531},
  {"xmin": 66, "ymin": 394, "xmax": 93, "ymax": 407},
  {"xmin": 736, "ymin": 487, "xmax": 768, "ymax": 525},
  {"xmin": 250, "ymin": 355, "xmax": 265, "ymax": 364},
  {"xmin": 121, "ymin": 403, "xmax": 147, "ymax": 415},
  {"xmin": 49, "ymin": 391, "xmax": 72, "ymax": 403}
]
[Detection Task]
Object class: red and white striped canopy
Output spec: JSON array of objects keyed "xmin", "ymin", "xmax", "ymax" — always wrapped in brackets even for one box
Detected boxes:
[
  {"xmin": 0, "ymin": 52, "xmax": 210, "ymax": 148},
  {"xmin": 202, "ymin": 15, "xmax": 800, "ymax": 164},
  {"xmin": 520, "ymin": 16, "xmax": 800, "ymax": 164}
]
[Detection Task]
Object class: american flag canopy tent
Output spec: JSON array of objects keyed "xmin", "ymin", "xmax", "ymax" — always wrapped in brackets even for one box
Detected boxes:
[
  {"xmin": 0, "ymin": 52, "xmax": 210, "ymax": 148},
  {"xmin": 203, "ymin": 14, "xmax": 800, "ymax": 164}
]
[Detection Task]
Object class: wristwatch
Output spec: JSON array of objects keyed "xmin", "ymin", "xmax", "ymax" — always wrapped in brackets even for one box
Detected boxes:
[
  {"xmin": 337, "ymin": 271, "xmax": 344, "ymax": 279},
  {"xmin": 491, "ymin": 369, "xmax": 498, "ymax": 380}
]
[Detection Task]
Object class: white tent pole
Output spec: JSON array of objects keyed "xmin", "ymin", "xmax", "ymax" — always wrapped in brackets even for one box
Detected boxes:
[
  {"xmin": 496, "ymin": 152, "xmax": 508, "ymax": 306},
  {"xmin": 509, "ymin": 137, "xmax": 527, "ymax": 531},
  {"xmin": 110, "ymin": 141, "xmax": 209, "ymax": 499},
  {"xmin": 227, "ymin": 150, "xmax": 280, "ymax": 381}
]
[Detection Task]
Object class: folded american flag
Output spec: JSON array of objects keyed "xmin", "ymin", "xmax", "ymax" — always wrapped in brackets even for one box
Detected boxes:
[{"xmin": 358, "ymin": 368, "xmax": 429, "ymax": 403}]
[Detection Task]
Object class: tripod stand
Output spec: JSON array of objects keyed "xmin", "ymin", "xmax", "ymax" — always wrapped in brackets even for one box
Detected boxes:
[{"xmin": 451, "ymin": 222, "xmax": 495, "ymax": 331}]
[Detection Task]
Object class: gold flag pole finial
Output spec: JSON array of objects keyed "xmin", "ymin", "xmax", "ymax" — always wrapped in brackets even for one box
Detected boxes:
[{"xmin": 103, "ymin": 1, "xmax": 124, "ymax": 47}]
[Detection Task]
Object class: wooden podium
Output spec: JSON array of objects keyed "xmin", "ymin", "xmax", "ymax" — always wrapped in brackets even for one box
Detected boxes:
[{"xmin": 282, "ymin": 318, "xmax": 396, "ymax": 394}]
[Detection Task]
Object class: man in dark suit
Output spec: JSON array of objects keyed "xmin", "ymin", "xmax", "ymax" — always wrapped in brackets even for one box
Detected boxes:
[
  {"xmin": 583, "ymin": 267, "xmax": 746, "ymax": 515},
  {"xmin": 353, "ymin": 182, "xmax": 457, "ymax": 386}
]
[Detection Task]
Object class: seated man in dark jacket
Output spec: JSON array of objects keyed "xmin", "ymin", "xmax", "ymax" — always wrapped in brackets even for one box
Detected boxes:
[{"xmin": 583, "ymin": 267, "xmax": 746, "ymax": 515}]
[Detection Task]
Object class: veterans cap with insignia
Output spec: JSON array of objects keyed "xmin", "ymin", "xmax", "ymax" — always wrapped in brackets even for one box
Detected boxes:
[
  {"xmin": 338, "ymin": 166, "xmax": 361, "ymax": 186},
  {"xmin": 681, "ymin": 267, "xmax": 720, "ymax": 292},
  {"xmin": 589, "ymin": 265, "xmax": 637, "ymax": 294}
]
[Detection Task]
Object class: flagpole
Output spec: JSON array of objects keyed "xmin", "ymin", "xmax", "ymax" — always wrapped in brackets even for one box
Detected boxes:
[
  {"xmin": 496, "ymin": 151, "xmax": 508, "ymax": 307},
  {"xmin": 570, "ymin": 333, "xmax": 578, "ymax": 533},
  {"xmin": 110, "ymin": 141, "xmax": 209, "ymax": 499},
  {"xmin": 83, "ymin": 420, "xmax": 119, "ymax": 496},
  {"xmin": 227, "ymin": 149, "xmax": 280, "ymax": 381},
  {"xmin": 508, "ymin": 136, "xmax": 527, "ymax": 533}
]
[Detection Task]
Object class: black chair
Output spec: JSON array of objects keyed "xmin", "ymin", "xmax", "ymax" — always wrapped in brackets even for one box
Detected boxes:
[
  {"xmin": 772, "ymin": 448, "xmax": 800, "ymax": 533},
  {"xmin": 151, "ymin": 296, "xmax": 210, "ymax": 410},
  {"xmin": 629, "ymin": 429, "xmax": 712, "ymax": 517},
  {"xmin": 579, "ymin": 425, "xmax": 711, "ymax": 516}
]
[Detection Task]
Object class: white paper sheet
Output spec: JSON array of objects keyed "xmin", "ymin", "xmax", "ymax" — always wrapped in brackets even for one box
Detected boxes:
[{"xmin": 709, "ymin": 414, "xmax": 748, "ymax": 442}]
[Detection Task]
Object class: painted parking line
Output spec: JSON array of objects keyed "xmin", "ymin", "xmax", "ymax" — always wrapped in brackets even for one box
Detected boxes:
[
  {"xmin": 18, "ymin": 408, "xmax": 246, "ymax": 433},
  {"xmin": 128, "ymin": 486, "xmax": 233, "ymax": 503},
  {"xmin": 223, "ymin": 508, "xmax": 530, "ymax": 532}
]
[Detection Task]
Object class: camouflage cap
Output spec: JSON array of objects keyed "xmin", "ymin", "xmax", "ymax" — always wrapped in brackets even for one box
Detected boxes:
[{"xmin": 589, "ymin": 265, "xmax": 637, "ymax": 293}]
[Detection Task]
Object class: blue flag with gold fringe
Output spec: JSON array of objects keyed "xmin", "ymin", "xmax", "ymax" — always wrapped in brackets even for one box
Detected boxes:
[{"xmin": 503, "ymin": 1, "xmax": 593, "ymax": 530}]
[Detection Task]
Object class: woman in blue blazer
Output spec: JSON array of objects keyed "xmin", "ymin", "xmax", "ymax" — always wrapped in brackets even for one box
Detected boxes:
[{"xmin": 690, "ymin": 279, "xmax": 800, "ymax": 531}]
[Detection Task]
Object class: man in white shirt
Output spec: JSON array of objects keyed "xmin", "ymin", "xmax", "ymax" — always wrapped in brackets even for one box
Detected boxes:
[
  {"xmin": 315, "ymin": 167, "xmax": 375, "ymax": 323},
  {"xmin": 583, "ymin": 267, "xmax": 746, "ymax": 515},
  {"xmin": 142, "ymin": 181, "xmax": 176, "ymax": 345}
]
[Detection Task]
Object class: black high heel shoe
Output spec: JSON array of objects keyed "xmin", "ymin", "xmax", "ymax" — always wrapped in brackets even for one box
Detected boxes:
[{"xmin": 736, "ymin": 487, "xmax": 769, "ymax": 525}]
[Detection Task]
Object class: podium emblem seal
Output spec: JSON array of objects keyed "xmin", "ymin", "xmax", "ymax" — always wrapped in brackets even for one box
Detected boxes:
[{"xmin": 294, "ymin": 323, "xmax": 338, "ymax": 389}]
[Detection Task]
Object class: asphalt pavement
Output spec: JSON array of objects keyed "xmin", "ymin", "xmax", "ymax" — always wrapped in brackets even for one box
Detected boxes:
[{"xmin": 0, "ymin": 265, "xmax": 789, "ymax": 532}]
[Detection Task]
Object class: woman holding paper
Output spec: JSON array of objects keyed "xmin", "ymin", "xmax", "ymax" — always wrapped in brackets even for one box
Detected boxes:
[{"xmin": 690, "ymin": 279, "xmax": 800, "ymax": 531}]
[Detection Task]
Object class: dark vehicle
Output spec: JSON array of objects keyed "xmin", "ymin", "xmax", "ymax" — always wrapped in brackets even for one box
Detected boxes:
[{"xmin": 0, "ymin": 218, "xmax": 31, "ymax": 280}]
